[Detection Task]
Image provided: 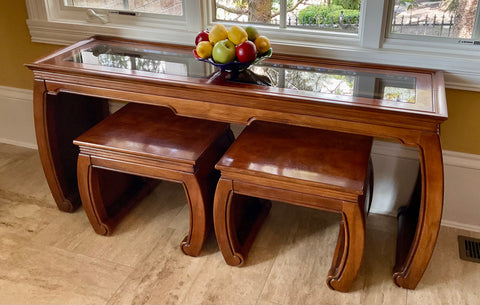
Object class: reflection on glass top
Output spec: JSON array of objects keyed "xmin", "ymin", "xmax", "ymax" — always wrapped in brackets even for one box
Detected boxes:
[{"xmin": 66, "ymin": 43, "xmax": 417, "ymax": 104}]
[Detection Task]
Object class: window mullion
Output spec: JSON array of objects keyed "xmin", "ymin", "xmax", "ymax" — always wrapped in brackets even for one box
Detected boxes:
[
  {"xmin": 472, "ymin": 1, "xmax": 480, "ymax": 40},
  {"xmin": 280, "ymin": 0, "xmax": 287, "ymax": 28},
  {"xmin": 184, "ymin": 1, "xmax": 203, "ymax": 31},
  {"xmin": 359, "ymin": 0, "xmax": 387, "ymax": 48}
]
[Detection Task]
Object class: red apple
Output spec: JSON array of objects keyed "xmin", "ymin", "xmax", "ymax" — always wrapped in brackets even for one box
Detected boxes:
[
  {"xmin": 195, "ymin": 30, "xmax": 210, "ymax": 45},
  {"xmin": 236, "ymin": 41, "xmax": 257, "ymax": 63}
]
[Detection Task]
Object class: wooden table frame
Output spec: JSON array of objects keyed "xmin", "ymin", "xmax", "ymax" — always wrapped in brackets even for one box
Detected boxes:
[{"xmin": 26, "ymin": 36, "xmax": 447, "ymax": 290}]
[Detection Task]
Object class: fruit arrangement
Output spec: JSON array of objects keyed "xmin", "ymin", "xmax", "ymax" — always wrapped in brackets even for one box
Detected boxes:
[{"xmin": 194, "ymin": 24, "xmax": 272, "ymax": 70}]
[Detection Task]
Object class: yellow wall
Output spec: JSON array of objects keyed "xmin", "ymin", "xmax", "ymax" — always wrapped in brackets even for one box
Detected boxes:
[
  {"xmin": 2, "ymin": 2, "xmax": 479, "ymax": 155},
  {"xmin": 0, "ymin": 1, "xmax": 60, "ymax": 89},
  {"xmin": 442, "ymin": 90, "xmax": 480, "ymax": 154}
]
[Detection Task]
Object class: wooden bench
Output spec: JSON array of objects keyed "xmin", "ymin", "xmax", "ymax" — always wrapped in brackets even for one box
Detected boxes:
[
  {"xmin": 213, "ymin": 121, "xmax": 373, "ymax": 292},
  {"xmin": 73, "ymin": 103, "xmax": 234, "ymax": 257}
]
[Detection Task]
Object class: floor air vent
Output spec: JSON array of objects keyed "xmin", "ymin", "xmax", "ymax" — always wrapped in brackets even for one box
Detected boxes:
[{"xmin": 458, "ymin": 235, "xmax": 480, "ymax": 263}]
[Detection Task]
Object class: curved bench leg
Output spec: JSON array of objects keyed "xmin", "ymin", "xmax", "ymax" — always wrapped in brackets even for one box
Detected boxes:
[
  {"xmin": 213, "ymin": 178, "xmax": 245, "ymax": 266},
  {"xmin": 213, "ymin": 178, "xmax": 272, "ymax": 266},
  {"xmin": 77, "ymin": 153, "xmax": 110, "ymax": 235},
  {"xmin": 180, "ymin": 173, "xmax": 211, "ymax": 257},
  {"xmin": 327, "ymin": 201, "xmax": 365, "ymax": 292}
]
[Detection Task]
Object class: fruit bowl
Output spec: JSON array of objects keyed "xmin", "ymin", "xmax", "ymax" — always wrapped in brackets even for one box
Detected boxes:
[{"xmin": 193, "ymin": 48, "xmax": 272, "ymax": 72}]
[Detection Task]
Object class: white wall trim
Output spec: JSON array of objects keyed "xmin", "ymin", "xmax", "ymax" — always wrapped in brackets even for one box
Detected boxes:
[
  {"xmin": 0, "ymin": 86, "xmax": 37, "ymax": 149},
  {"xmin": 0, "ymin": 138, "xmax": 37, "ymax": 150},
  {"xmin": 443, "ymin": 150, "xmax": 480, "ymax": 170},
  {"xmin": 441, "ymin": 220, "xmax": 480, "ymax": 233},
  {"xmin": 1, "ymin": 85, "xmax": 479, "ymax": 232},
  {"xmin": 374, "ymin": 139, "xmax": 480, "ymax": 170},
  {"xmin": 371, "ymin": 140, "xmax": 480, "ymax": 233},
  {"xmin": 0, "ymin": 86, "xmax": 33, "ymax": 102}
]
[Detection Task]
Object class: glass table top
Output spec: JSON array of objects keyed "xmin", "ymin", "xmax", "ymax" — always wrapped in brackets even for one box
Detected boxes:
[{"xmin": 63, "ymin": 41, "xmax": 433, "ymax": 112}]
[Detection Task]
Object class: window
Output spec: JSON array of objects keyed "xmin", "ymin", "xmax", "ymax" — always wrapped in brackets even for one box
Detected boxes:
[
  {"xmin": 63, "ymin": 0, "xmax": 184, "ymax": 16},
  {"xmin": 25, "ymin": 0, "xmax": 480, "ymax": 91},
  {"xmin": 25, "ymin": 0, "xmax": 201, "ymax": 45},
  {"xmin": 388, "ymin": 0, "xmax": 480, "ymax": 42},
  {"xmin": 214, "ymin": 0, "xmax": 361, "ymax": 34}
]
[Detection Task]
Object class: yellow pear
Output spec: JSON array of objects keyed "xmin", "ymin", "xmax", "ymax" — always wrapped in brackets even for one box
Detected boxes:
[
  {"xmin": 209, "ymin": 24, "xmax": 228, "ymax": 45},
  {"xmin": 228, "ymin": 25, "xmax": 248, "ymax": 45}
]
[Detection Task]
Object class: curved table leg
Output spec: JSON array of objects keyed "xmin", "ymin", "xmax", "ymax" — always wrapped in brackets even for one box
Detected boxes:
[
  {"xmin": 33, "ymin": 80, "xmax": 109, "ymax": 212},
  {"xmin": 394, "ymin": 132, "xmax": 444, "ymax": 289},
  {"xmin": 213, "ymin": 178, "xmax": 244, "ymax": 266},
  {"xmin": 77, "ymin": 153, "xmax": 109, "ymax": 235},
  {"xmin": 327, "ymin": 202, "xmax": 365, "ymax": 292},
  {"xmin": 214, "ymin": 178, "xmax": 272, "ymax": 266},
  {"xmin": 180, "ymin": 174, "xmax": 211, "ymax": 257},
  {"xmin": 77, "ymin": 154, "xmax": 159, "ymax": 236}
]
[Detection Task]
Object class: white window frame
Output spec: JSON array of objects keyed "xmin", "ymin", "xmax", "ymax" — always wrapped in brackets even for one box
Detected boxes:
[
  {"xmin": 26, "ymin": 0, "xmax": 480, "ymax": 91},
  {"xmin": 26, "ymin": 0, "xmax": 203, "ymax": 45}
]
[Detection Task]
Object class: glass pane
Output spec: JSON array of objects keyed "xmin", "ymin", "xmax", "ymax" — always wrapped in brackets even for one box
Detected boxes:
[
  {"xmin": 390, "ymin": 0, "xmax": 478, "ymax": 39},
  {"xmin": 215, "ymin": 0, "xmax": 277, "ymax": 24},
  {"xmin": 286, "ymin": 0, "xmax": 360, "ymax": 33},
  {"xmin": 215, "ymin": 0, "xmax": 361, "ymax": 33},
  {"xmin": 64, "ymin": 41, "xmax": 424, "ymax": 109},
  {"xmin": 67, "ymin": 44, "xmax": 193, "ymax": 75},
  {"xmin": 64, "ymin": 0, "xmax": 183, "ymax": 15}
]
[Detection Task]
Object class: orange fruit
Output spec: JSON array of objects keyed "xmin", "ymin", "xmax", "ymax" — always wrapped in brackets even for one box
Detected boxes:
[{"xmin": 254, "ymin": 36, "xmax": 271, "ymax": 54}]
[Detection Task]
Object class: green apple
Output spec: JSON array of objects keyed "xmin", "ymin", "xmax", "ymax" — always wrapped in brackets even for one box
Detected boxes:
[{"xmin": 212, "ymin": 39, "xmax": 236, "ymax": 64}]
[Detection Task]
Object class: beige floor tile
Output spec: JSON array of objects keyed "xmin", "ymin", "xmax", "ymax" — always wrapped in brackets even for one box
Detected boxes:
[
  {"xmin": 258, "ymin": 205, "xmax": 364, "ymax": 305},
  {"xmin": 0, "ymin": 245, "xmax": 133, "ymax": 305},
  {"xmin": 0, "ymin": 196, "xmax": 58, "ymax": 256},
  {"xmin": 0, "ymin": 198, "xmax": 53, "ymax": 252},
  {"xmin": 33, "ymin": 181, "xmax": 189, "ymax": 268},
  {"xmin": 0, "ymin": 147, "xmax": 55, "ymax": 207},
  {"xmin": 0, "ymin": 144, "xmax": 34, "ymax": 170},
  {"xmin": 467, "ymin": 229, "xmax": 480, "ymax": 240},
  {"xmin": 121, "ymin": 202, "xmax": 296, "ymax": 305},
  {"xmin": 360, "ymin": 221, "xmax": 407, "ymax": 305},
  {"xmin": 178, "ymin": 245, "xmax": 275, "ymax": 305},
  {"xmin": 107, "ymin": 226, "xmax": 207, "ymax": 305},
  {"xmin": 2, "ymin": 143, "xmax": 480, "ymax": 305},
  {"xmin": 406, "ymin": 226, "xmax": 480, "ymax": 305}
]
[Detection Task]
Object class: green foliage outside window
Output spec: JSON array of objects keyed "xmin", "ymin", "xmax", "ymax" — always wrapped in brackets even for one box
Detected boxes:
[
  {"xmin": 326, "ymin": 9, "xmax": 360, "ymax": 24},
  {"xmin": 331, "ymin": 0, "xmax": 361, "ymax": 10},
  {"xmin": 298, "ymin": 4, "xmax": 343, "ymax": 24},
  {"xmin": 298, "ymin": 3, "xmax": 359, "ymax": 25}
]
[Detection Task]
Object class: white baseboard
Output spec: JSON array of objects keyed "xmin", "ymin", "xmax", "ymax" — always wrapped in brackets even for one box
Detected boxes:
[
  {"xmin": 441, "ymin": 220, "xmax": 480, "ymax": 233},
  {"xmin": 0, "ymin": 86, "xmax": 37, "ymax": 149},
  {"xmin": 0, "ymin": 138, "xmax": 37, "ymax": 150},
  {"xmin": 1, "ymin": 86, "xmax": 479, "ymax": 232},
  {"xmin": 370, "ymin": 141, "xmax": 480, "ymax": 233}
]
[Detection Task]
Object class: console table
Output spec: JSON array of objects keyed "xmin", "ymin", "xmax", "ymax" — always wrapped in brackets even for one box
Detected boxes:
[{"xmin": 26, "ymin": 36, "xmax": 447, "ymax": 290}]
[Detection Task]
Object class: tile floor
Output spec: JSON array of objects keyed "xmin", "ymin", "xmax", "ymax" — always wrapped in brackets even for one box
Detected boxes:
[{"xmin": 0, "ymin": 143, "xmax": 479, "ymax": 305}]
